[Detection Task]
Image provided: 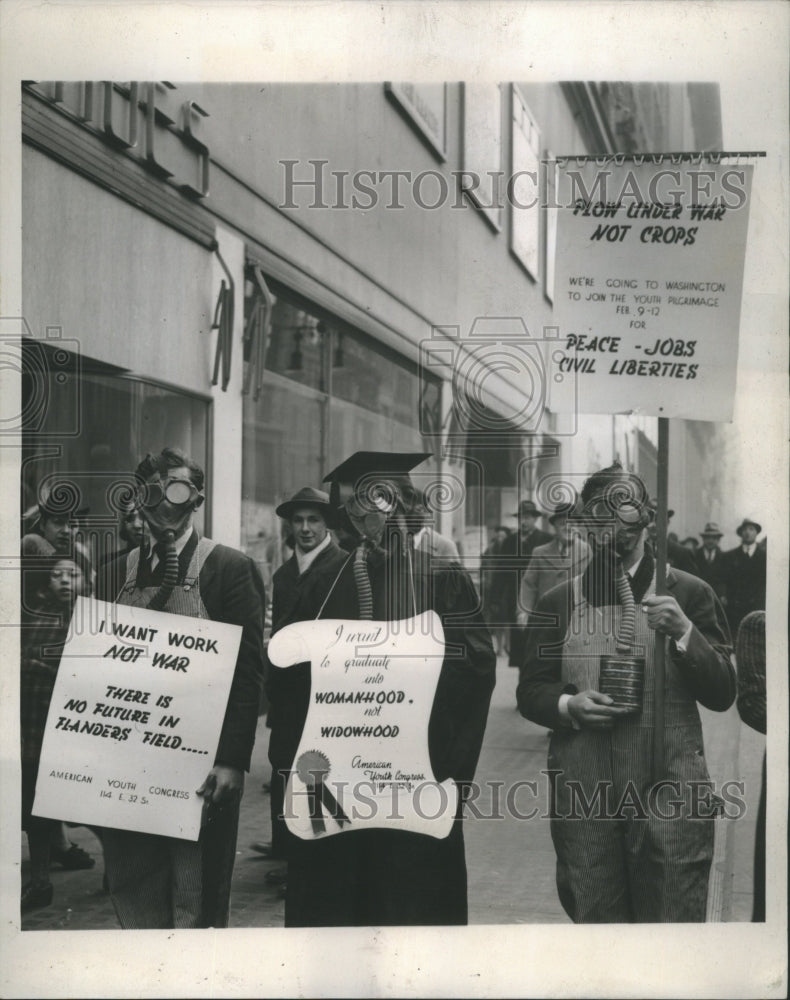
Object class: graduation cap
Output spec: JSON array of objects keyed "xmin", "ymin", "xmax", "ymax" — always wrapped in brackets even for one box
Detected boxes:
[
  {"xmin": 323, "ymin": 452, "xmax": 431, "ymax": 486},
  {"xmin": 323, "ymin": 451, "xmax": 432, "ymax": 520}
]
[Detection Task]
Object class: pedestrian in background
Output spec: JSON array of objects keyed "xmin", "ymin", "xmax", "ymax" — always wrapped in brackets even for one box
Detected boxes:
[
  {"xmin": 694, "ymin": 522, "xmax": 727, "ymax": 602},
  {"xmin": 736, "ymin": 609, "xmax": 766, "ymax": 922},
  {"xmin": 517, "ymin": 498, "xmax": 590, "ymax": 626},
  {"xmin": 723, "ymin": 518, "xmax": 766, "ymax": 634},
  {"xmin": 481, "ymin": 526, "xmax": 510, "ymax": 656},
  {"xmin": 499, "ymin": 499, "xmax": 551, "ymax": 668}
]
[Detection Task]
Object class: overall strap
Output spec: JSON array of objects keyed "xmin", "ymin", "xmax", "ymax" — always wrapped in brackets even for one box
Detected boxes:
[
  {"xmin": 182, "ymin": 536, "xmax": 218, "ymax": 587},
  {"xmin": 117, "ymin": 548, "xmax": 141, "ymax": 601}
]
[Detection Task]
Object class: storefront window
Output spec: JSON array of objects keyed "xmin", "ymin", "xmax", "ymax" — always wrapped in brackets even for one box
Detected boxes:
[
  {"xmin": 21, "ymin": 341, "xmax": 210, "ymax": 563},
  {"xmin": 241, "ymin": 275, "xmax": 440, "ymax": 590}
]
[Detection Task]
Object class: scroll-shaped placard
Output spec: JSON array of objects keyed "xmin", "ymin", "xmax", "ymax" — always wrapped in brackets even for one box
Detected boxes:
[{"xmin": 268, "ymin": 611, "xmax": 457, "ymax": 840}]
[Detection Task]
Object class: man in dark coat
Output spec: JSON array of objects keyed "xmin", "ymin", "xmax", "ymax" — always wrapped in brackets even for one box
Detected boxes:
[
  {"xmin": 517, "ymin": 463, "xmax": 734, "ymax": 923},
  {"xmin": 723, "ymin": 517, "xmax": 766, "ymax": 633},
  {"xmin": 694, "ymin": 522, "xmax": 727, "ymax": 601},
  {"xmin": 496, "ymin": 499, "xmax": 552, "ymax": 668},
  {"xmin": 283, "ymin": 452, "xmax": 496, "ymax": 927},
  {"xmin": 97, "ymin": 448, "xmax": 265, "ymax": 928},
  {"xmin": 261, "ymin": 487, "xmax": 348, "ymax": 876}
]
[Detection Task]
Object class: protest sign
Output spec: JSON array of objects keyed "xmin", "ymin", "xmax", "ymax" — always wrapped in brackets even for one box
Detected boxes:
[
  {"xmin": 32, "ymin": 597, "xmax": 242, "ymax": 840},
  {"xmin": 550, "ymin": 160, "xmax": 753, "ymax": 422},
  {"xmin": 268, "ymin": 611, "xmax": 457, "ymax": 840}
]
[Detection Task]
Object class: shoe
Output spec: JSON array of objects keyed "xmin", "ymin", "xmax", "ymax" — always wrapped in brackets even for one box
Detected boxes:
[
  {"xmin": 250, "ymin": 841, "xmax": 274, "ymax": 857},
  {"xmin": 52, "ymin": 843, "xmax": 96, "ymax": 870},
  {"xmin": 21, "ymin": 881, "xmax": 53, "ymax": 913},
  {"xmin": 264, "ymin": 867, "xmax": 288, "ymax": 886}
]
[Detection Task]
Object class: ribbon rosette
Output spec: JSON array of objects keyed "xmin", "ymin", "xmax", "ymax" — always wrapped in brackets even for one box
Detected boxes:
[{"xmin": 296, "ymin": 750, "xmax": 351, "ymax": 834}]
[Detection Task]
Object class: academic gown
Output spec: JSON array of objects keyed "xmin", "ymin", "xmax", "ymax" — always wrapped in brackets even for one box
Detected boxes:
[{"xmin": 283, "ymin": 546, "xmax": 496, "ymax": 927}]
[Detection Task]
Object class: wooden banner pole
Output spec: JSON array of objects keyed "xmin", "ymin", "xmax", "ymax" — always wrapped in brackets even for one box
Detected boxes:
[{"xmin": 652, "ymin": 417, "xmax": 669, "ymax": 782}]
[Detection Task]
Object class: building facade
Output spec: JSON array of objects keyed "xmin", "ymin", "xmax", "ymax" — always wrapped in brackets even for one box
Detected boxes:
[{"xmin": 21, "ymin": 80, "xmax": 732, "ymax": 591}]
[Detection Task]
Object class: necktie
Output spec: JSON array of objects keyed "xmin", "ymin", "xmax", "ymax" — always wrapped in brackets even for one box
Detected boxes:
[
  {"xmin": 148, "ymin": 530, "xmax": 178, "ymax": 611},
  {"xmin": 614, "ymin": 560, "xmax": 636, "ymax": 653},
  {"xmin": 353, "ymin": 542, "xmax": 374, "ymax": 619}
]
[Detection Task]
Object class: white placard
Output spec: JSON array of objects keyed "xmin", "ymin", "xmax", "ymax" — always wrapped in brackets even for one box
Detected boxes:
[
  {"xmin": 551, "ymin": 160, "xmax": 754, "ymax": 422},
  {"xmin": 32, "ymin": 597, "xmax": 242, "ymax": 841},
  {"xmin": 268, "ymin": 611, "xmax": 458, "ymax": 840}
]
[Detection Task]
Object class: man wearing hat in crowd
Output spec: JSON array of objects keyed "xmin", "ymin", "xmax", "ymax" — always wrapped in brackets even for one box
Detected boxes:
[
  {"xmin": 517, "ymin": 462, "xmax": 734, "ymax": 923},
  {"xmin": 255, "ymin": 487, "xmax": 348, "ymax": 889},
  {"xmin": 517, "ymin": 497, "xmax": 591, "ymax": 627},
  {"xmin": 282, "ymin": 451, "xmax": 496, "ymax": 927},
  {"xmin": 694, "ymin": 522, "xmax": 727, "ymax": 602},
  {"xmin": 497, "ymin": 498, "xmax": 552, "ymax": 668},
  {"xmin": 723, "ymin": 517, "xmax": 766, "ymax": 633}
]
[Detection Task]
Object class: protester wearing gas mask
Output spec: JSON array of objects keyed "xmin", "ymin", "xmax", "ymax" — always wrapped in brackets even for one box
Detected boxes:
[
  {"xmin": 97, "ymin": 447, "xmax": 265, "ymax": 929},
  {"xmin": 282, "ymin": 451, "xmax": 496, "ymax": 928},
  {"xmin": 517, "ymin": 462, "xmax": 734, "ymax": 923}
]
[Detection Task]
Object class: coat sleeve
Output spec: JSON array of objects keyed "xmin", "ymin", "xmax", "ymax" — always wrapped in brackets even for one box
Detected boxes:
[
  {"xmin": 735, "ymin": 610, "xmax": 766, "ymax": 734},
  {"xmin": 516, "ymin": 585, "xmax": 574, "ymax": 730},
  {"xmin": 204, "ymin": 548, "xmax": 266, "ymax": 772},
  {"xmin": 519, "ymin": 561, "xmax": 540, "ymax": 619},
  {"xmin": 671, "ymin": 573, "xmax": 736, "ymax": 712},
  {"xmin": 428, "ymin": 566, "xmax": 496, "ymax": 791}
]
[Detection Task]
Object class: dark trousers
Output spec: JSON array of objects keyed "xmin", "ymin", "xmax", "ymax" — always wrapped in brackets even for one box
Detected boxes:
[{"xmin": 285, "ymin": 820, "xmax": 468, "ymax": 927}]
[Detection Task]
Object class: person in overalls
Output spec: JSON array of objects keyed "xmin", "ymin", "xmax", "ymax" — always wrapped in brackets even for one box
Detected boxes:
[
  {"xmin": 98, "ymin": 448, "xmax": 265, "ymax": 928},
  {"xmin": 517, "ymin": 463, "xmax": 734, "ymax": 923}
]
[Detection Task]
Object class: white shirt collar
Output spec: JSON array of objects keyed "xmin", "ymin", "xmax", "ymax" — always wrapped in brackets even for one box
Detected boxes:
[
  {"xmin": 150, "ymin": 526, "xmax": 194, "ymax": 570},
  {"xmin": 742, "ymin": 542, "xmax": 756, "ymax": 556},
  {"xmin": 296, "ymin": 532, "xmax": 331, "ymax": 574},
  {"xmin": 625, "ymin": 554, "xmax": 643, "ymax": 578}
]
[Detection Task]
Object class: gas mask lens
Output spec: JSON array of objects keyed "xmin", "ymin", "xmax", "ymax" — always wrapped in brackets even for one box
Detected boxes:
[
  {"xmin": 583, "ymin": 495, "xmax": 643, "ymax": 525},
  {"xmin": 135, "ymin": 478, "xmax": 200, "ymax": 509}
]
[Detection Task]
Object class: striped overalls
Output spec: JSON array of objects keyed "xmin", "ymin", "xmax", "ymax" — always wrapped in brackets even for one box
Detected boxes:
[
  {"xmin": 548, "ymin": 574, "xmax": 715, "ymax": 922},
  {"xmin": 101, "ymin": 539, "xmax": 240, "ymax": 929}
]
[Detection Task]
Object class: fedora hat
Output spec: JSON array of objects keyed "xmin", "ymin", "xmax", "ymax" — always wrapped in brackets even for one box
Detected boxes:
[
  {"xmin": 513, "ymin": 499, "xmax": 543, "ymax": 518},
  {"xmin": 699, "ymin": 521, "xmax": 723, "ymax": 539},
  {"xmin": 736, "ymin": 517, "xmax": 762, "ymax": 537},
  {"xmin": 275, "ymin": 487, "xmax": 332, "ymax": 520}
]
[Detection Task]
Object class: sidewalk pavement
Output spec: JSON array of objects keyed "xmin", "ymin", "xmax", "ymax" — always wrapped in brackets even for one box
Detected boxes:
[{"xmin": 20, "ymin": 654, "xmax": 760, "ymax": 929}]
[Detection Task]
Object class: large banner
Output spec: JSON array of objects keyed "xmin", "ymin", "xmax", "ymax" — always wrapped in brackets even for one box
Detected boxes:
[
  {"xmin": 268, "ymin": 611, "xmax": 457, "ymax": 840},
  {"xmin": 32, "ymin": 597, "xmax": 242, "ymax": 840},
  {"xmin": 551, "ymin": 160, "xmax": 753, "ymax": 422}
]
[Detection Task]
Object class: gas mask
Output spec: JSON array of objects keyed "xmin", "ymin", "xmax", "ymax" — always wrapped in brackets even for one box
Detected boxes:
[{"xmin": 336, "ymin": 477, "xmax": 421, "ymax": 556}]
